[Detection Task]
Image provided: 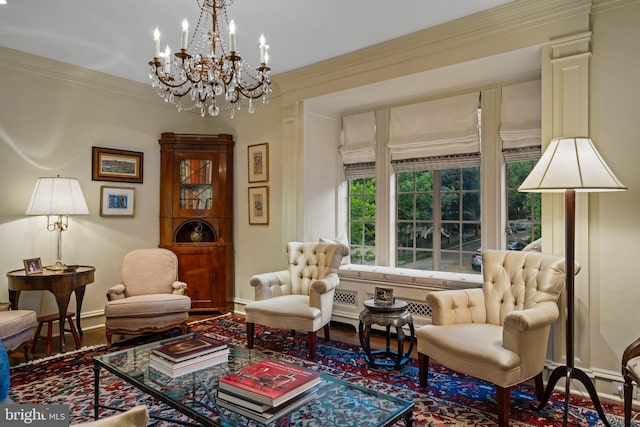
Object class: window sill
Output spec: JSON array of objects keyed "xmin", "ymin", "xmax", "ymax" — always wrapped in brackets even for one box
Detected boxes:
[{"xmin": 338, "ymin": 264, "xmax": 483, "ymax": 289}]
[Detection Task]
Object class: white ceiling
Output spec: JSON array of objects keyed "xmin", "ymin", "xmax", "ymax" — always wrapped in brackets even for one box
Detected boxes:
[{"xmin": 0, "ymin": 0, "xmax": 518, "ymax": 84}]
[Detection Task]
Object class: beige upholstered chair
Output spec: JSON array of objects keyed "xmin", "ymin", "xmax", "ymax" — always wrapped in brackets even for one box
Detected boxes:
[
  {"xmin": 245, "ymin": 242, "xmax": 349, "ymax": 360},
  {"xmin": 416, "ymin": 250, "xmax": 568, "ymax": 427},
  {"xmin": 105, "ymin": 248, "xmax": 191, "ymax": 348},
  {"xmin": 72, "ymin": 405, "xmax": 149, "ymax": 427},
  {"xmin": 622, "ymin": 337, "xmax": 640, "ymax": 427},
  {"xmin": 0, "ymin": 302, "xmax": 37, "ymax": 360}
]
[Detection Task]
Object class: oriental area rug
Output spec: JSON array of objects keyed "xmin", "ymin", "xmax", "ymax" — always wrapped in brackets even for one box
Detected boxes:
[{"xmin": 9, "ymin": 313, "xmax": 632, "ymax": 426}]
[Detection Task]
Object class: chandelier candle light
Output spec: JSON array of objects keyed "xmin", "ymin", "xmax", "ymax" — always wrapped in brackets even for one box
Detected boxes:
[{"xmin": 149, "ymin": 0, "xmax": 272, "ymax": 118}]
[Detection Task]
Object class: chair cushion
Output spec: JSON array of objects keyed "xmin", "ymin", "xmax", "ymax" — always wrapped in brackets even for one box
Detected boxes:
[
  {"xmin": 121, "ymin": 248, "xmax": 179, "ymax": 296},
  {"xmin": 245, "ymin": 295, "xmax": 322, "ymax": 331},
  {"xmin": 0, "ymin": 310, "xmax": 37, "ymax": 341},
  {"xmin": 72, "ymin": 405, "xmax": 148, "ymax": 427},
  {"xmin": 105, "ymin": 294, "xmax": 190, "ymax": 318},
  {"xmin": 417, "ymin": 323, "xmax": 522, "ymax": 387},
  {"xmin": 0, "ymin": 340, "xmax": 9, "ymax": 400}
]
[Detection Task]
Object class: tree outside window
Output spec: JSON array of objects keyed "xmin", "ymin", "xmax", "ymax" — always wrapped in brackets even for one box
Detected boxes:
[{"xmin": 349, "ymin": 177, "xmax": 376, "ymax": 265}]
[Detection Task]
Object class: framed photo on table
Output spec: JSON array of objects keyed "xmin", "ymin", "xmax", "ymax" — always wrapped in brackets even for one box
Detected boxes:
[
  {"xmin": 248, "ymin": 186, "xmax": 269, "ymax": 225},
  {"xmin": 23, "ymin": 258, "xmax": 42, "ymax": 275},
  {"xmin": 92, "ymin": 146, "xmax": 143, "ymax": 183},
  {"xmin": 100, "ymin": 186, "xmax": 136, "ymax": 217},
  {"xmin": 248, "ymin": 143, "xmax": 269, "ymax": 183}
]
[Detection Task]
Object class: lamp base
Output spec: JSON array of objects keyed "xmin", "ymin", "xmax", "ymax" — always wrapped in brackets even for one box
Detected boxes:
[
  {"xmin": 45, "ymin": 261, "xmax": 67, "ymax": 271},
  {"xmin": 535, "ymin": 365, "xmax": 611, "ymax": 426}
]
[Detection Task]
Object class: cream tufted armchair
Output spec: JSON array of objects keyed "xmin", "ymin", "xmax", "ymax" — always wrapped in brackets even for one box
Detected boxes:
[
  {"xmin": 104, "ymin": 248, "xmax": 191, "ymax": 348},
  {"xmin": 416, "ymin": 250, "xmax": 569, "ymax": 427},
  {"xmin": 245, "ymin": 242, "xmax": 349, "ymax": 360}
]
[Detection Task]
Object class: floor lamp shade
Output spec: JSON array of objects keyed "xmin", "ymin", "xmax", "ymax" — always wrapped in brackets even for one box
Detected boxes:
[
  {"xmin": 518, "ymin": 137, "xmax": 626, "ymax": 193},
  {"xmin": 26, "ymin": 177, "xmax": 89, "ymax": 216},
  {"xmin": 517, "ymin": 137, "xmax": 625, "ymax": 427}
]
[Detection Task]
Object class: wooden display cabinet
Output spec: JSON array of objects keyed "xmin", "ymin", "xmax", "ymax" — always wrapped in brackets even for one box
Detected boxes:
[{"xmin": 159, "ymin": 132, "xmax": 234, "ymax": 312}]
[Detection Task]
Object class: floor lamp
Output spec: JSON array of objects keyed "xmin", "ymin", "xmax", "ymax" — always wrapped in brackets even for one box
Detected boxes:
[{"xmin": 519, "ymin": 137, "xmax": 627, "ymax": 426}]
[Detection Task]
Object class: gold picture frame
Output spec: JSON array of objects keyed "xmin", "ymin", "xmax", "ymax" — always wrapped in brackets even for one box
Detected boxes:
[
  {"xmin": 23, "ymin": 258, "xmax": 43, "ymax": 275},
  {"xmin": 100, "ymin": 186, "xmax": 136, "ymax": 217},
  {"xmin": 248, "ymin": 186, "xmax": 269, "ymax": 225},
  {"xmin": 92, "ymin": 146, "xmax": 144, "ymax": 183},
  {"xmin": 248, "ymin": 143, "xmax": 269, "ymax": 183}
]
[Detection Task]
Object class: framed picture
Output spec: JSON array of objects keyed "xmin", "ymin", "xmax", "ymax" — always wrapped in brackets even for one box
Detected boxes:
[
  {"xmin": 374, "ymin": 287, "xmax": 394, "ymax": 306},
  {"xmin": 248, "ymin": 143, "xmax": 269, "ymax": 183},
  {"xmin": 100, "ymin": 186, "xmax": 136, "ymax": 217},
  {"xmin": 23, "ymin": 258, "xmax": 42, "ymax": 275},
  {"xmin": 248, "ymin": 186, "xmax": 269, "ymax": 225},
  {"xmin": 92, "ymin": 146, "xmax": 143, "ymax": 183}
]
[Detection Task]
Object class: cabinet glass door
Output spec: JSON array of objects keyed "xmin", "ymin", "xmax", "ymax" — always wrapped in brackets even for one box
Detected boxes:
[{"xmin": 179, "ymin": 159, "xmax": 213, "ymax": 210}]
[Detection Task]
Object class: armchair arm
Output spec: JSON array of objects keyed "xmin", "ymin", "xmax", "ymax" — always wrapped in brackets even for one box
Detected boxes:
[
  {"xmin": 622, "ymin": 337, "xmax": 640, "ymax": 383},
  {"xmin": 106, "ymin": 284, "xmax": 126, "ymax": 301},
  {"xmin": 309, "ymin": 273, "xmax": 340, "ymax": 294},
  {"xmin": 249, "ymin": 270, "xmax": 290, "ymax": 300},
  {"xmin": 426, "ymin": 288, "xmax": 486, "ymax": 325},
  {"xmin": 172, "ymin": 281, "xmax": 188, "ymax": 295},
  {"xmin": 502, "ymin": 302, "xmax": 559, "ymax": 377}
]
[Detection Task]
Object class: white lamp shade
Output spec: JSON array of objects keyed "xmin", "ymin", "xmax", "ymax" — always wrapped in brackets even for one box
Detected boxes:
[
  {"xmin": 518, "ymin": 137, "xmax": 627, "ymax": 193},
  {"xmin": 26, "ymin": 177, "xmax": 89, "ymax": 215}
]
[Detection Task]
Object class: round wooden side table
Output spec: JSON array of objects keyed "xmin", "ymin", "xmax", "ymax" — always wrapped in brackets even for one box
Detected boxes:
[{"xmin": 358, "ymin": 299, "xmax": 415, "ymax": 369}]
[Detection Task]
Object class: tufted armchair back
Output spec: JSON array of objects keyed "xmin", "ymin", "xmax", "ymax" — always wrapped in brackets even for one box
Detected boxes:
[
  {"xmin": 482, "ymin": 249, "xmax": 569, "ymax": 326},
  {"xmin": 120, "ymin": 248, "xmax": 181, "ymax": 297},
  {"xmin": 287, "ymin": 242, "xmax": 349, "ymax": 295}
]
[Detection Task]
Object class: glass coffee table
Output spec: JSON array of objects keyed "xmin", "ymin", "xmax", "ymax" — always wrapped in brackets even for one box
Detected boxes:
[{"xmin": 93, "ymin": 334, "xmax": 414, "ymax": 426}]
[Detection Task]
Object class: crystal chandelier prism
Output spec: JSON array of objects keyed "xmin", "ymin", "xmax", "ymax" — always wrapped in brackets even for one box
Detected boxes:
[{"xmin": 149, "ymin": 0, "xmax": 272, "ymax": 118}]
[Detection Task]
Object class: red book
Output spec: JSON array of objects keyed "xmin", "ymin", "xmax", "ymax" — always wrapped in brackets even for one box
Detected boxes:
[
  {"xmin": 218, "ymin": 359, "xmax": 321, "ymax": 407},
  {"xmin": 152, "ymin": 335, "xmax": 227, "ymax": 363}
]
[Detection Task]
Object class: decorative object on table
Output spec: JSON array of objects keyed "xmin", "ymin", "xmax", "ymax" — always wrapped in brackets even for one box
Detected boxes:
[
  {"xmin": 99, "ymin": 186, "xmax": 135, "ymax": 217},
  {"xmin": 374, "ymin": 286, "xmax": 394, "ymax": 305},
  {"xmin": 23, "ymin": 258, "xmax": 42, "ymax": 275},
  {"xmin": 26, "ymin": 176, "xmax": 89, "ymax": 271},
  {"xmin": 218, "ymin": 359, "xmax": 320, "ymax": 407},
  {"xmin": 245, "ymin": 241, "xmax": 349, "ymax": 360},
  {"xmin": 248, "ymin": 143, "xmax": 269, "ymax": 183},
  {"xmin": 151, "ymin": 334, "xmax": 227, "ymax": 363},
  {"xmin": 92, "ymin": 146, "xmax": 143, "ymax": 183},
  {"xmin": 519, "ymin": 137, "xmax": 626, "ymax": 427},
  {"xmin": 104, "ymin": 248, "xmax": 191, "ymax": 348},
  {"xmin": 248, "ymin": 186, "xmax": 269, "ymax": 225},
  {"xmin": 147, "ymin": 0, "xmax": 272, "ymax": 118},
  {"xmin": 416, "ymin": 250, "xmax": 568, "ymax": 427}
]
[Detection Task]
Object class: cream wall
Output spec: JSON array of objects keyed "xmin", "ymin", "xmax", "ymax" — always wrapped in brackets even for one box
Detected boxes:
[{"xmin": 0, "ymin": 0, "xmax": 639, "ymax": 401}]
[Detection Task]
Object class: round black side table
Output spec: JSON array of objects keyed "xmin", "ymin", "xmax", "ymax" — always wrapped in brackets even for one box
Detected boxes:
[{"xmin": 358, "ymin": 299, "xmax": 415, "ymax": 369}]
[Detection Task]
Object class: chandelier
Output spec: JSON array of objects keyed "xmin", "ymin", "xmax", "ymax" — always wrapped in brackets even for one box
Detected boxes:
[{"xmin": 149, "ymin": 0, "xmax": 272, "ymax": 118}]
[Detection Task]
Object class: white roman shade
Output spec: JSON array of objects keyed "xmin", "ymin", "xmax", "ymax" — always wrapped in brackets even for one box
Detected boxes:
[
  {"xmin": 500, "ymin": 79, "xmax": 541, "ymax": 162},
  {"xmin": 340, "ymin": 111, "xmax": 376, "ymax": 179},
  {"xmin": 388, "ymin": 92, "xmax": 481, "ymax": 171}
]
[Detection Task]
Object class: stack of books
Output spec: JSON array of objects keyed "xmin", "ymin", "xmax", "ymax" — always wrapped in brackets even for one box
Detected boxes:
[
  {"xmin": 149, "ymin": 334, "xmax": 229, "ymax": 378},
  {"xmin": 216, "ymin": 359, "xmax": 320, "ymax": 424}
]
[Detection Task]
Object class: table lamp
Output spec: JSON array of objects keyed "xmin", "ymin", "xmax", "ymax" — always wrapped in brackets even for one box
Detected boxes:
[
  {"xmin": 519, "ymin": 137, "xmax": 626, "ymax": 426},
  {"xmin": 26, "ymin": 176, "xmax": 89, "ymax": 271}
]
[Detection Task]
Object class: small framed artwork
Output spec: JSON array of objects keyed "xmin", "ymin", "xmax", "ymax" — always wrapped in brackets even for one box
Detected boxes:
[
  {"xmin": 248, "ymin": 186, "xmax": 269, "ymax": 225},
  {"xmin": 23, "ymin": 258, "xmax": 43, "ymax": 275},
  {"xmin": 248, "ymin": 143, "xmax": 269, "ymax": 183},
  {"xmin": 92, "ymin": 146, "xmax": 144, "ymax": 183},
  {"xmin": 100, "ymin": 186, "xmax": 136, "ymax": 217},
  {"xmin": 374, "ymin": 287, "xmax": 395, "ymax": 306}
]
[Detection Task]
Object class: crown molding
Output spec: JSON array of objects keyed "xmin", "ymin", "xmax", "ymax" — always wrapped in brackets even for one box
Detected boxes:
[{"xmin": 276, "ymin": 0, "xmax": 592, "ymax": 100}]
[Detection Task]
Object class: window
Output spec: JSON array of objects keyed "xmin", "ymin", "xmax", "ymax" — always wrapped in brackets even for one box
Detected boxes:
[
  {"xmin": 506, "ymin": 160, "xmax": 541, "ymax": 246},
  {"xmin": 396, "ymin": 167, "xmax": 480, "ymax": 273},
  {"xmin": 348, "ymin": 177, "xmax": 376, "ymax": 265}
]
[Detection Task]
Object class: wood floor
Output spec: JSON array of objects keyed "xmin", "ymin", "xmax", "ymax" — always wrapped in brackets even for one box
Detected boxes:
[{"xmin": 9, "ymin": 313, "xmax": 418, "ymax": 366}]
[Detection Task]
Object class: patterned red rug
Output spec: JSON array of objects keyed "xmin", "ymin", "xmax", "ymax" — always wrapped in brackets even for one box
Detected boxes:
[{"xmin": 9, "ymin": 313, "xmax": 629, "ymax": 426}]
